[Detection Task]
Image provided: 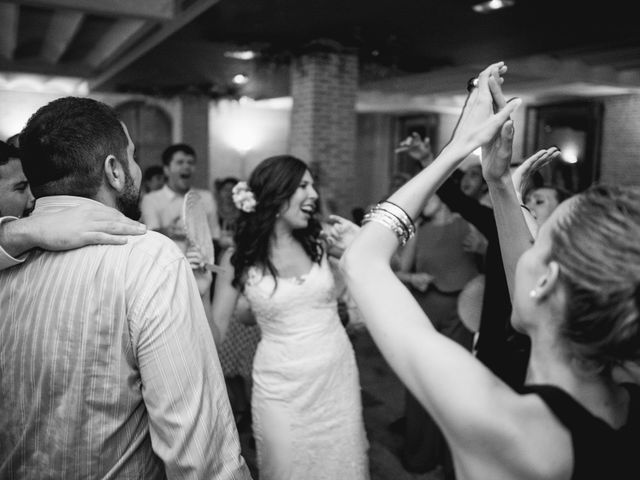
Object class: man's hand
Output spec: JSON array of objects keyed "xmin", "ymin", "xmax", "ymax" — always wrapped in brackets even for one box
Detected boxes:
[
  {"xmin": 1, "ymin": 203, "xmax": 147, "ymax": 258},
  {"xmin": 162, "ymin": 217, "xmax": 187, "ymax": 241},
  {"xmin": 186, "ymin": 246, "xmax": 206, "ymax": 270},
  {"xmin": 409, "ymin": 272, "xmax": 434, "ymax": 292},
  {"xmin": 186, "ymin": 247, "xmax": 213, "ymax": 297}
]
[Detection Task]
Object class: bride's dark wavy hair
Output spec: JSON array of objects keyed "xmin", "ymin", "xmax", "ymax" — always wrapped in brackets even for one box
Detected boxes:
[{"xmin": 231, "ymin": 155, "xmax": 324, "ymax": 290}]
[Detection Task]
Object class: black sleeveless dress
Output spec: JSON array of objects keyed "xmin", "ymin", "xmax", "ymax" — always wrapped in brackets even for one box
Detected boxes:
[{"xmin": 522, "ymin": 383, "xmax": 640, "ymax": 480}]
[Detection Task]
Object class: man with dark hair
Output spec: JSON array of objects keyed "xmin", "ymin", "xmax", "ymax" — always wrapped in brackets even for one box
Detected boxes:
[
  {"xmin": 142, "ymin": 164, "xmax": 165, "ymax": 194},
  {"xmin": 0, "ymin": 139, "xmax": 148, "ymax": 271},
  {"xmin": 0, "ymin": 97, "xmax": 251, "ymax": 479},
  {"xmin": 141, "ymin": 142, "xmax": 220, "ymax": 245}
]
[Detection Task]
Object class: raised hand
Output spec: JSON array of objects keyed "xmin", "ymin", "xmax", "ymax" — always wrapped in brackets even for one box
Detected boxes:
[
  {"xmin": 481, "ymin": 120, "xmax": 516, "ymax": 184},
  {"xmin": 395, "ymin": 133, "xmax": 434, "ymax": 166},
  {"xmin": 511, "ymin": 147, "xmax": 561, "ymax": 203},
  {"xmin": 447, "ymin": 62, "xmax": 521, "ymax": 160}
]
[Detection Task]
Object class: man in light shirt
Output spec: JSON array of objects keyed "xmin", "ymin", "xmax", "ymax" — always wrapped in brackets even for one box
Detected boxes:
[
  {"xmin": 141, "ymin": 143, "xmax": 221, "ymax": 326},
  {"xmin": 0, "ymin": 139, "xmax": 147, "ymax": 270},
  {"xmin": 140, "ymin": 143, "xmax": 220, "ymax": 251},
  {"xmin": 0, "ymin": 97, "xmax": 251, "ymax": 479}
]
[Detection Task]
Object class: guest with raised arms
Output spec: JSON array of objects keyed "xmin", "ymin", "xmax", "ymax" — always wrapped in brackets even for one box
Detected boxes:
[{"xmin": 337, "ymin": 62, "xmax": 639, "ymax": 480}]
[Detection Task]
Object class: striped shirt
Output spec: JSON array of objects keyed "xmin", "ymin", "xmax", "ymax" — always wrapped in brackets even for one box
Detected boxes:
[{"xmin": 0, "ymin": 196, "xmax": 251, "ymax": 479}]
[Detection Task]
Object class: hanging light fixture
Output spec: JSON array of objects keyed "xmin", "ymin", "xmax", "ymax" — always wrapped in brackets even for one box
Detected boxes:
[
  {"xmin": 472, "ymin": 0, "xmax": 515, "ymax": 13},
  {"xmin": 232, "ymin": 73, "xmax": 249, "ymax": 85}
]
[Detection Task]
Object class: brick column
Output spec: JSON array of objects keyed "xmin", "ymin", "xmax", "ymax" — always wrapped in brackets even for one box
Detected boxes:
[
  {"xmin": 180, "ymin": 94, "xmax": 210, "ymax": 190},
  {"xmin": 289, "ymin": 50, "xmax": 358, "ymax": 216}
]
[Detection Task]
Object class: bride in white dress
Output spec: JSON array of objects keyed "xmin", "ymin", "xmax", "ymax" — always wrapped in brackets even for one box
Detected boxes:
[{"xmin": 212, "ymin": 155, "xmax": 369, "ymax": 480}]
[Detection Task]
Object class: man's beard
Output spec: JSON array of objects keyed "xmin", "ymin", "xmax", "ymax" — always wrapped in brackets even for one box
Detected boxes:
[{"xmin": 116, "ymin": 171, "xmax": 141, "ymax": 221}]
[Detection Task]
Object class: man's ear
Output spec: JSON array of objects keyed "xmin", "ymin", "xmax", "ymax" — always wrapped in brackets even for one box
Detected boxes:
[{"xmin": 104, "ymin": 155, "xmax": 126, "ymax": 192}]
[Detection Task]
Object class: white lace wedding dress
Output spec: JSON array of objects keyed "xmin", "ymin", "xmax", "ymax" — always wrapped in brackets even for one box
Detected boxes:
[{"xmin": 243, "ymin": 255, "xmax": 369, "ymax": 480}]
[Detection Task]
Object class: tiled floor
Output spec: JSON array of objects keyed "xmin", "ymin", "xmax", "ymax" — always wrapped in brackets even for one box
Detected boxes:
[{"xmin": 235, "ymin": 328, "xmax": 444, "ymax": 480}]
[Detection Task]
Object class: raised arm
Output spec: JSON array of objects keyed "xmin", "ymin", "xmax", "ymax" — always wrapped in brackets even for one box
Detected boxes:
[
  {"xmin": 0, "ymin": 203, "xmax": 146, "ymax": 270},
  {"xmin": 480, "ymin": 127, "xmax": 561, "ymax": 298},
  {"xmin": 340, "ymin": 62, "xmax": 525, "ymax": 472}
]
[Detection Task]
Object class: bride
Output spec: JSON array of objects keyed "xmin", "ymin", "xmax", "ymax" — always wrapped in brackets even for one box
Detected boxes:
[{"xmin": 211, "ymin": 154, "xmax": 369, "ymax": 480}]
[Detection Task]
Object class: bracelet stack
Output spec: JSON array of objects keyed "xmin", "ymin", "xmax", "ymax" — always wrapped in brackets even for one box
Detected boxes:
[{"xmin": 362, "ymin": 201, "xmax": 416, "ymax": 246}]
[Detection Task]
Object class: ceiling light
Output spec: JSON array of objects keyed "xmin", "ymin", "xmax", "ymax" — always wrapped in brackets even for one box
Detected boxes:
[
  {"xmin": 472, "ymin": 0, "xmax": 515, "ymax": 13},
  {"xmin": 232, "ymin": 73, "xmax": 249, "ymax": 85},
  {"xmin": 224, "ymin": 50, "xmax": 258, "ymax": 60}
]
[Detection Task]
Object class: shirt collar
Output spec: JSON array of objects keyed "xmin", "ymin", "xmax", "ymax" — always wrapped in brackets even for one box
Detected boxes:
[{"xmin": 32, "ymin": 195, "xmax": 106, "ymax": 215}]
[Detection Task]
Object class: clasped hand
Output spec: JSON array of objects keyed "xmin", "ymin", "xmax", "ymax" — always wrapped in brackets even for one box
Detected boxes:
[{"xmin": 320, "ymin": 215, "xmax": 361, "ymax": 256}]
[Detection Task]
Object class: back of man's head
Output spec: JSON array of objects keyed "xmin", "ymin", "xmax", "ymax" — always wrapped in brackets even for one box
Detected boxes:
[
  {"xmin": 161, "ymin": 143, "xmax": 195, "ymax": 166},
  {"xmin": 19, "ymin": 97, "xmax": 128, "ymax": 199},
  {"xmin": 0, "ymin": 140, "xmax": 20, "ymax": 167}
]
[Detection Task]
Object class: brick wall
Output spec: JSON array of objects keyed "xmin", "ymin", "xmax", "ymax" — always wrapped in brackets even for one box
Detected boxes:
[
  {"xmin": 601, "ymin": 95, "xmax": 640, "ymax": 185},
  {"xmin": 289, "ymin": 52, "xmax": 358, "ymax": 216}
]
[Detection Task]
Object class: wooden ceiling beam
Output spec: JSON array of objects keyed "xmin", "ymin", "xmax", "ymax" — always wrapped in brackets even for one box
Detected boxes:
[
  {"xmin": 85, "ymin": 19, "xmax": 147, "ymax": 69},
  {"xmin": 0, "ymin": 3, "xmax": 19, "ymax": 60},
  {"xmin": 0, "ymin": 56, "xmax": 93, "ymax": 76},
  {"xmin": 41, "ymin": 11, "xmax": 84, "ymax": 64},
  {"xmin": 0, "ymin": 0, "xmax": 175, "ymax": 20},
  {"xmin": 88, "ymin": 0, "xmax": 223, "ymax": 90},
  {"xmin": 361, "ymin": 55, "xmax": 640, "ymax": 100}
]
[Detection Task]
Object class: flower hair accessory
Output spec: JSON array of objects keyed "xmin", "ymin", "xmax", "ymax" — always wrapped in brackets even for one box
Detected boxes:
[{"xmin": 232, "ymin": 181, "xmax": 257, "ymax": 213}]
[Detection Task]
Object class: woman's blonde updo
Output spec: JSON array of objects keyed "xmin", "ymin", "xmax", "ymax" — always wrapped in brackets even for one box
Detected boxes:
[{"xmin": 549, "ymin": 185, "xmax": 640, "ymax": 376}]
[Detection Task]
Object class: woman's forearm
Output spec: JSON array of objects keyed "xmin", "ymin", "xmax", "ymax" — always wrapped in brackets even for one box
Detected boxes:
[{"xmin": 486, "ymin": 177, "xmax": 533, "ymax": 298}]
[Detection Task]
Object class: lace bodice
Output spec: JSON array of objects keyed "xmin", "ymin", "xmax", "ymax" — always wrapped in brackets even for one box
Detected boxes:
[{"xmin": 243, "ymin": 256, "xmax": 341, "ymax": 343}]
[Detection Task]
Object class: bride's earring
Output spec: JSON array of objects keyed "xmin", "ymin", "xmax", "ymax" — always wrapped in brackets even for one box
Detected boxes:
[{"xmin": 529, "ymin": 289, "xmax": 538, "ymax": 298}]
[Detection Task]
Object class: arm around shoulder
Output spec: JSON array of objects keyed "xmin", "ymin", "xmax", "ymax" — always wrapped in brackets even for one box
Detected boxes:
[
  {"xmin": 0, "ymin": 216, "xmax": 31, "ymax": 269},
  {"xmin": 0, "ymin": 204, "xmax": 147, "ymax": 271}
]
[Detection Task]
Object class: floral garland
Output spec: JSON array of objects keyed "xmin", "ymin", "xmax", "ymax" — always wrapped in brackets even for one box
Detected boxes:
[{"xmin": 231, "ymin": 181, "xmax": 257, "ymax": 213}]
